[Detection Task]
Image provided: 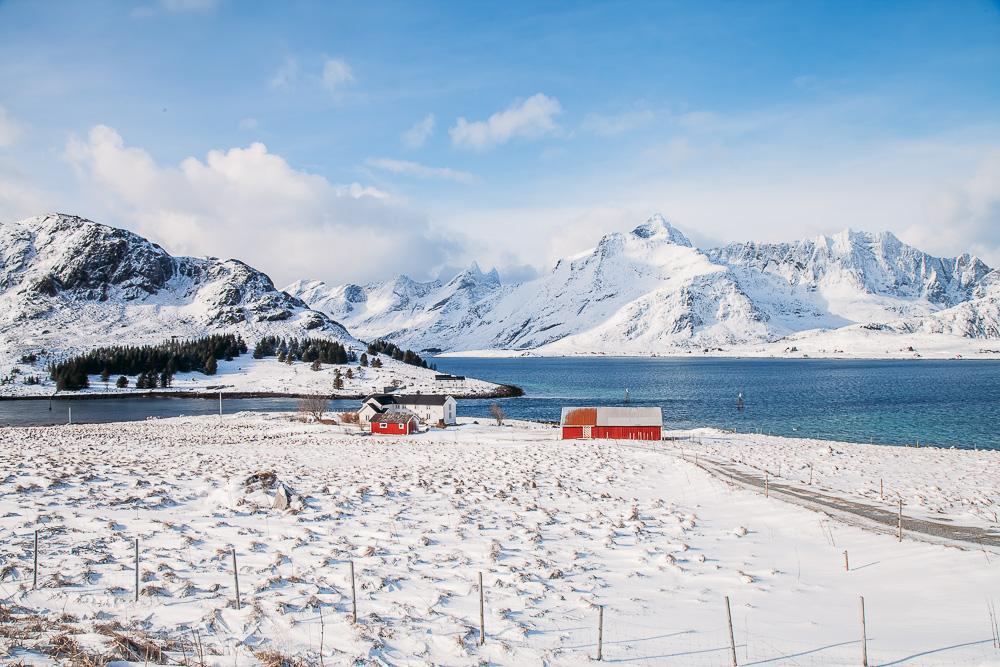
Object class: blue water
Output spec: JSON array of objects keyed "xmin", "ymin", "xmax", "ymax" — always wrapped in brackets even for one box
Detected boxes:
[
  {"xmin": 1, "ymin": 358, "xmax": 998, "ymax": 450},
  {"xmin": 435, "ymin": 357, "xmax": 1000, "ymax": 450}
]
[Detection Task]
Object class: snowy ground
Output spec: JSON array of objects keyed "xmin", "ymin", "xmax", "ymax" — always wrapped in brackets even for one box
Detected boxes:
[
  {"xmin": 666, "ymin": 428, "xmax": 1000, "ymax": 533},
  {"xmin": 438, "ymin": 328, "xmax": 1000, "ymax": 360},
  {"xmin": 3, "ymin": 416, "xmax": 1000, "ymax": 665},
  {"xmin": 0, "ymin": 356, "xmax": 502, "ymax": 398}
]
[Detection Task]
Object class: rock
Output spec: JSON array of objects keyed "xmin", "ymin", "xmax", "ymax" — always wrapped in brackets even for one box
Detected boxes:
[
  {"xmin": 273, "ymin": 483, "xmax": 292, "ymax": 511},
  {"xmin": 245, "ymin": 471, "xmax": 277, "ymax": 493}
]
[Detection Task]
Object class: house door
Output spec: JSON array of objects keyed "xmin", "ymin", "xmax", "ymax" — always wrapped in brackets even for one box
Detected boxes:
[{"xmin": 583, "ymin": 426, "xmax": 592, "ymax": 438}]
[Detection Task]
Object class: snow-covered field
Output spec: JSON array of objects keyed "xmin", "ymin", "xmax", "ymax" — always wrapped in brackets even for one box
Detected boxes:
[
  {"xmin": 666, "ymin": 428, "xmax": 1000, "ymax": 532},
  {"xmin": 3, "ymin": 415, "xmax": 1000, "ymax": 665},
  {"xmin": 0, "ymin": 356, "xmax": 503, "ymax": 398}
]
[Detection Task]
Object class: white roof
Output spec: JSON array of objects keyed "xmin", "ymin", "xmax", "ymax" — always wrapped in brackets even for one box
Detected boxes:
[{"xmin": 560, "ymin": 406, "xmax": 662, "ymax": 426}]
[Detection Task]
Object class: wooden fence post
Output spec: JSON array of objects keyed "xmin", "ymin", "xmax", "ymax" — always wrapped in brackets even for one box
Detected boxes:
[
  {"xmin": 860, "ymin": 595, "xmax": 868, "ymax": 666},
  {"xmin": 478, "ymin": 571, "xmax": 485, "ymax": 646},
  {"xmin": 764, "ymin": 471, "xmax": 769, "ymax": 498},
  {"xmin": 231, "ymin": 547, "xmax": 241, "ymax": 610},
  {"xmin": 597, "ymin": 604, "xmax": 604, "ymax": 661},
  {"xmin": 32, "ymin": 529, "xmax": 38, "ymax": 590},
  {"xmin": 350, "ymin": 560, "xmax": 357, "ymax": 623},
  {"xmin": 725, "ymin": 595, "xmax": 738, "ymax": 666},
  {"xmin": 134, "ymin": 538, "xmax": 140, "ymax": 602},
  {"xmin": 843, "ymin": 550, "xmax": 849, "ymax": 572}
]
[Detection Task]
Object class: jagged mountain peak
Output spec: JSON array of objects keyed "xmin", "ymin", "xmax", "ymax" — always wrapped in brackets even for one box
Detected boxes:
[
  {"xmin": 0, "ymin": 213, "xmax": 358, "ymax": 359},
  {"xmin": 630, "ymin": 214, "xmax": 693, "ymax": 247}
]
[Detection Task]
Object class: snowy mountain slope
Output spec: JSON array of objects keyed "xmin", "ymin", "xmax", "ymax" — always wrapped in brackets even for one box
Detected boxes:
[
  {"xmin": 0, "ymin": 214, "xmax": 359, "ymax": 366},
  {"xmin": 286, "ymin": 262, "xmax": 506, "ymax": 346},
  {"xmin": 708, "ymin": 230, "xmax": 990, "ymax": 321},
  {"xmin": 291, "ymin": 215, "xmax": 998, "ymax": 356}
]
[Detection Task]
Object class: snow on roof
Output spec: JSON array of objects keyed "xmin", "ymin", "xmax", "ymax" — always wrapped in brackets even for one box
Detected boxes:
[
  {"xmin": 560, "ymin": 406, "xmax": 662, "ymax": 426},
  {"xmin": 375, "ymin": 412, "xmax": 417, "ymax": 425}
]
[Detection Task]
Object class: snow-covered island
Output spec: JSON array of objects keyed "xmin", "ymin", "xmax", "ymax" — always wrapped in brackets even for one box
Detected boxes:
[{"xmin": 2, "ymin": 414, "xmax": 999, "ymax": 665}]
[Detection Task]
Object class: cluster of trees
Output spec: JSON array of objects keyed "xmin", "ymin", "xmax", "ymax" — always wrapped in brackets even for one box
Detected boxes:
[
  {"xmin": 366, "ymin": 339, "xmax": 431, "ymax": 368},
  {"xmin": 49, "ymin": 334, "xmax": 247, "ymax": 391},
  {"xmin": 252, "ymin": 336, "xmax": 355, "ymax": 365}
]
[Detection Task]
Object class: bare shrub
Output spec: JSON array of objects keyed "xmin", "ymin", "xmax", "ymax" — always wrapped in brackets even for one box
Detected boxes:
[
  {"xmin": 340, "ymin": 412, "xmax": 359, "ymax": 424},
  {"xmin": 489, "ymin": 403, "xmax": 506, "ymax": 426},
  {"xmin": 298, "ymin": 395, "xmax": 329, "ymax": 422}
]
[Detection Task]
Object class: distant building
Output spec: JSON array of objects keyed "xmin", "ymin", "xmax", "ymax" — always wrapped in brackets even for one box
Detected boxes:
[
  {"xmin": 359, "ymin": 394, "xmax": 457, "ymax": 426},
  {"xmin": 560, "ymin": 406, "xmax": 662, "ymax": 441},
  {"xmin": 370, "ymin": 412, "xmax": 419, "ymax": 435},
  {"xmin": 434, "ymin": 374, "xmax": 466, "ymax": 388}
]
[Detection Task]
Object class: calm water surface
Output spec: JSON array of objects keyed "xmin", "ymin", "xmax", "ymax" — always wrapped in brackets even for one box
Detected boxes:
[{"xmin": 1, "ymin": 358, "xmax": 998, "ymax": 450}]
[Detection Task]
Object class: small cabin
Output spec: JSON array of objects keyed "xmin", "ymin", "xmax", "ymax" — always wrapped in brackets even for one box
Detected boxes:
[
  {"xmin": 359, "ymin": 394, "xmax": 457, "ymax": 426},
  {"xmin": 370, "ymin": 412, "xmax": 419, "ymax": 435},
  {"xmin": 560, "ymin": 406, "xmax": 662, "ymax": 441}
]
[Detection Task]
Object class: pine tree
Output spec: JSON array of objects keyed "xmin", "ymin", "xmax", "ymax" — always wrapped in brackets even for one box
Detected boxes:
[
  {"xmin": 360, "ymin": 353, "xmax": 368, "ymax": 367},
  {"xmin": 204, "ymin": 355, "xmax": 218, "ymax": 375},
  {"xmin": 345, "ymin": 368, "xmax": 353, "ymax": 379},
  {"xmin": 116, "ymin": 375, "xmax": 128, "ymax": 389},
  {"xmin": 310, "ymin": 359, "xmax": 322, "ymax": 371}
]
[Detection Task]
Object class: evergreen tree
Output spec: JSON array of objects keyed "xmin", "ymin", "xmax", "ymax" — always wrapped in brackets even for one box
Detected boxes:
[
  {"xmin": 204, "ymin": 355, "xmax": 218, "ymax": 375},
  {"xmin": 345, "ymin": 368, "xmax": 353, "ymax": 379},
  {"xmin": 116, "ymin": 375, "xmax": 128, "ymax": 389},
  {"xmin": 310, "ymin": 359, "xmax": 322, "ymax": 371},
  {"xmin": 359, "ymin": 353, "xmax": 368, "ymax": 367}
]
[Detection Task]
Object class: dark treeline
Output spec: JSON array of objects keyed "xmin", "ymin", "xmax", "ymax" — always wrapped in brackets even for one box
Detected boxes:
[
  {"xmin": 366, "ymin": 339, "xmax": 430, "ymax": 368},
  {"xmin": 49, "ymin": 334, "xmax": 247, "ymax": 391},
  {"xmin": 252, "ymin": 336, "xmax": 355, "ymax": 365}
]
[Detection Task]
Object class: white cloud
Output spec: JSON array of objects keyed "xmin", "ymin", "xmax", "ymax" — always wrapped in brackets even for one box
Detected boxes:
[
  {"xmin": 0, "ymin": 106, "xmax": 22, "ymax": 148},
  {"xmin": 580, "ymin": 109, "xmax": 654, "ymax": 136},
  {"xmin": 903, "ymin": 149, "xmax": 1000, "ymax": 266},
  {"xmin": 321, "ymin": 58, "xmax": 354, "ymax": 93},
  {"xmin": 450, "ymin": 93, "xmax": 562, "ymax": 151},
  {"xmin": 64, "ymin": 125, "xmax": 457, "ymax": 285},
  {"xmin": 402, "ymin": 114, "xmax": 435, "ymax": 149},
  {"xmin": 269, "ymin": 57, "xmax": 298, "ymax": 90},
  {"xmin": 366, "ymin": 158, "xmax": 475, "ymax": 184}
]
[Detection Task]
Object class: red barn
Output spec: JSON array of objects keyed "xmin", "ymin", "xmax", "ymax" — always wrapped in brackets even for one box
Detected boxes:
[
  {"xmin": 370, "ymin": 412, "xmax": 419, "ymax": 436},
  {"xmin": 560, "ymin": 407, "xmax": 662, "ymax": 441}
]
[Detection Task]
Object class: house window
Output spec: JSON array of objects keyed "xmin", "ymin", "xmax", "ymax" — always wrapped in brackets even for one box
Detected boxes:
[{"xmin": 379, "ymin": 422, "xmax": 387, "ymax": 428}]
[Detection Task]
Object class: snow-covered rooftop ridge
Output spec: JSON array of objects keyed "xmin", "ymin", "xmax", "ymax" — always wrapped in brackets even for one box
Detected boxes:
[{"xmin": 630, "ymin": 213, "xmax": 693, "ymax": 247}]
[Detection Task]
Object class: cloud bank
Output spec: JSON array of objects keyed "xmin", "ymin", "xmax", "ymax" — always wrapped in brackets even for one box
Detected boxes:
[{"xmin": 64, "ymin": 125, "xmax": 456, "ymax": 285}]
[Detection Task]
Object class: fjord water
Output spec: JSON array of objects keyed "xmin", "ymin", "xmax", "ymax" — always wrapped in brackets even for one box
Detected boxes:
[
  {"xmin": 437, "ymin": 357, "xmax": 1000, "ymax": 450},
  {"xmin": 2, "ymin": 358, "xmax": 998, "ymax": 451}
]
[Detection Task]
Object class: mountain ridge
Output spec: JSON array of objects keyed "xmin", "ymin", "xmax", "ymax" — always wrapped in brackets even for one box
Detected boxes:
[
  {"xmin": 287, "ymin": 215, "xmax": 998, "ymax": 356},
  {"xmin": 0, "ymin": 213, "xmax": 360, "ymax": 365}
]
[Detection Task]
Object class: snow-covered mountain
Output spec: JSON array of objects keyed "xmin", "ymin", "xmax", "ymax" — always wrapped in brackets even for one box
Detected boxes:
[
  {"xmin": 0, "ymin": 214, "xmax": 358, "ymax": 364},
  {"xmin": 286, "ymin": 262, "xmax": 506, "ymax": 348},
  {"xmin": 289, "ymin": 214, "xmax": 999, "ymax": 356}
]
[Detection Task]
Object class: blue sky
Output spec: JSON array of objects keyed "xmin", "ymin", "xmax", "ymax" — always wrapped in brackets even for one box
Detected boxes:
[{"xmin": 1, "ymin": 0, "xmax": 999, "ymax": 285}]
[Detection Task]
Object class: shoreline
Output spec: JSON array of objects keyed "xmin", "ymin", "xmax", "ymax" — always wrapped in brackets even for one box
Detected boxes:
[{"xmin": 0, "ymin": 383, "xmax": 525, "ymax": 402}]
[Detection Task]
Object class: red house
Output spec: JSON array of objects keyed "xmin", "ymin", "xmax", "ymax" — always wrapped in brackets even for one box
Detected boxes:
[
  {"xmin": 370, "ymin": 412, "xmax": 419, "ymax": 435},
  {"xmin": 560, "ymin": 407, "xmax": 662, "ymax": 440}
]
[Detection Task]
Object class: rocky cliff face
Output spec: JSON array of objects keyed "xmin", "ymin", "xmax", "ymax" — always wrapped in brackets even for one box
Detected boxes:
[
  {"xmin": 0, "ymin": 214, "xmax": 356, "ymax": 360},
  {"xmin": 291, "ymin": 215, "xmax": 997, "ymax": 354}
]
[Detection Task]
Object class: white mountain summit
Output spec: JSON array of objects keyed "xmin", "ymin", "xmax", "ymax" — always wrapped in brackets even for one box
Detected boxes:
[
  {"xmin": 0, "ymin": 213, "xmax": 359, "ymax": 364},
  {"xmin": 288, "ymin": 214, "xmax": 998, "ymax": 357}
]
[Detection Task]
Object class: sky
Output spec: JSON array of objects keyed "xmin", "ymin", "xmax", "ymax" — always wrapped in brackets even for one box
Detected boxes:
[{"xmin": 0, "ymin": 0, "xmax": 999, "ymax": 287}]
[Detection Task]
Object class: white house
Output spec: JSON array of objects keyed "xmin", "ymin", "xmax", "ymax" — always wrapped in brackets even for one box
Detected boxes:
[{"xmin": 359, "ymin": 394, "xmax": 457, "ymax": 426}]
